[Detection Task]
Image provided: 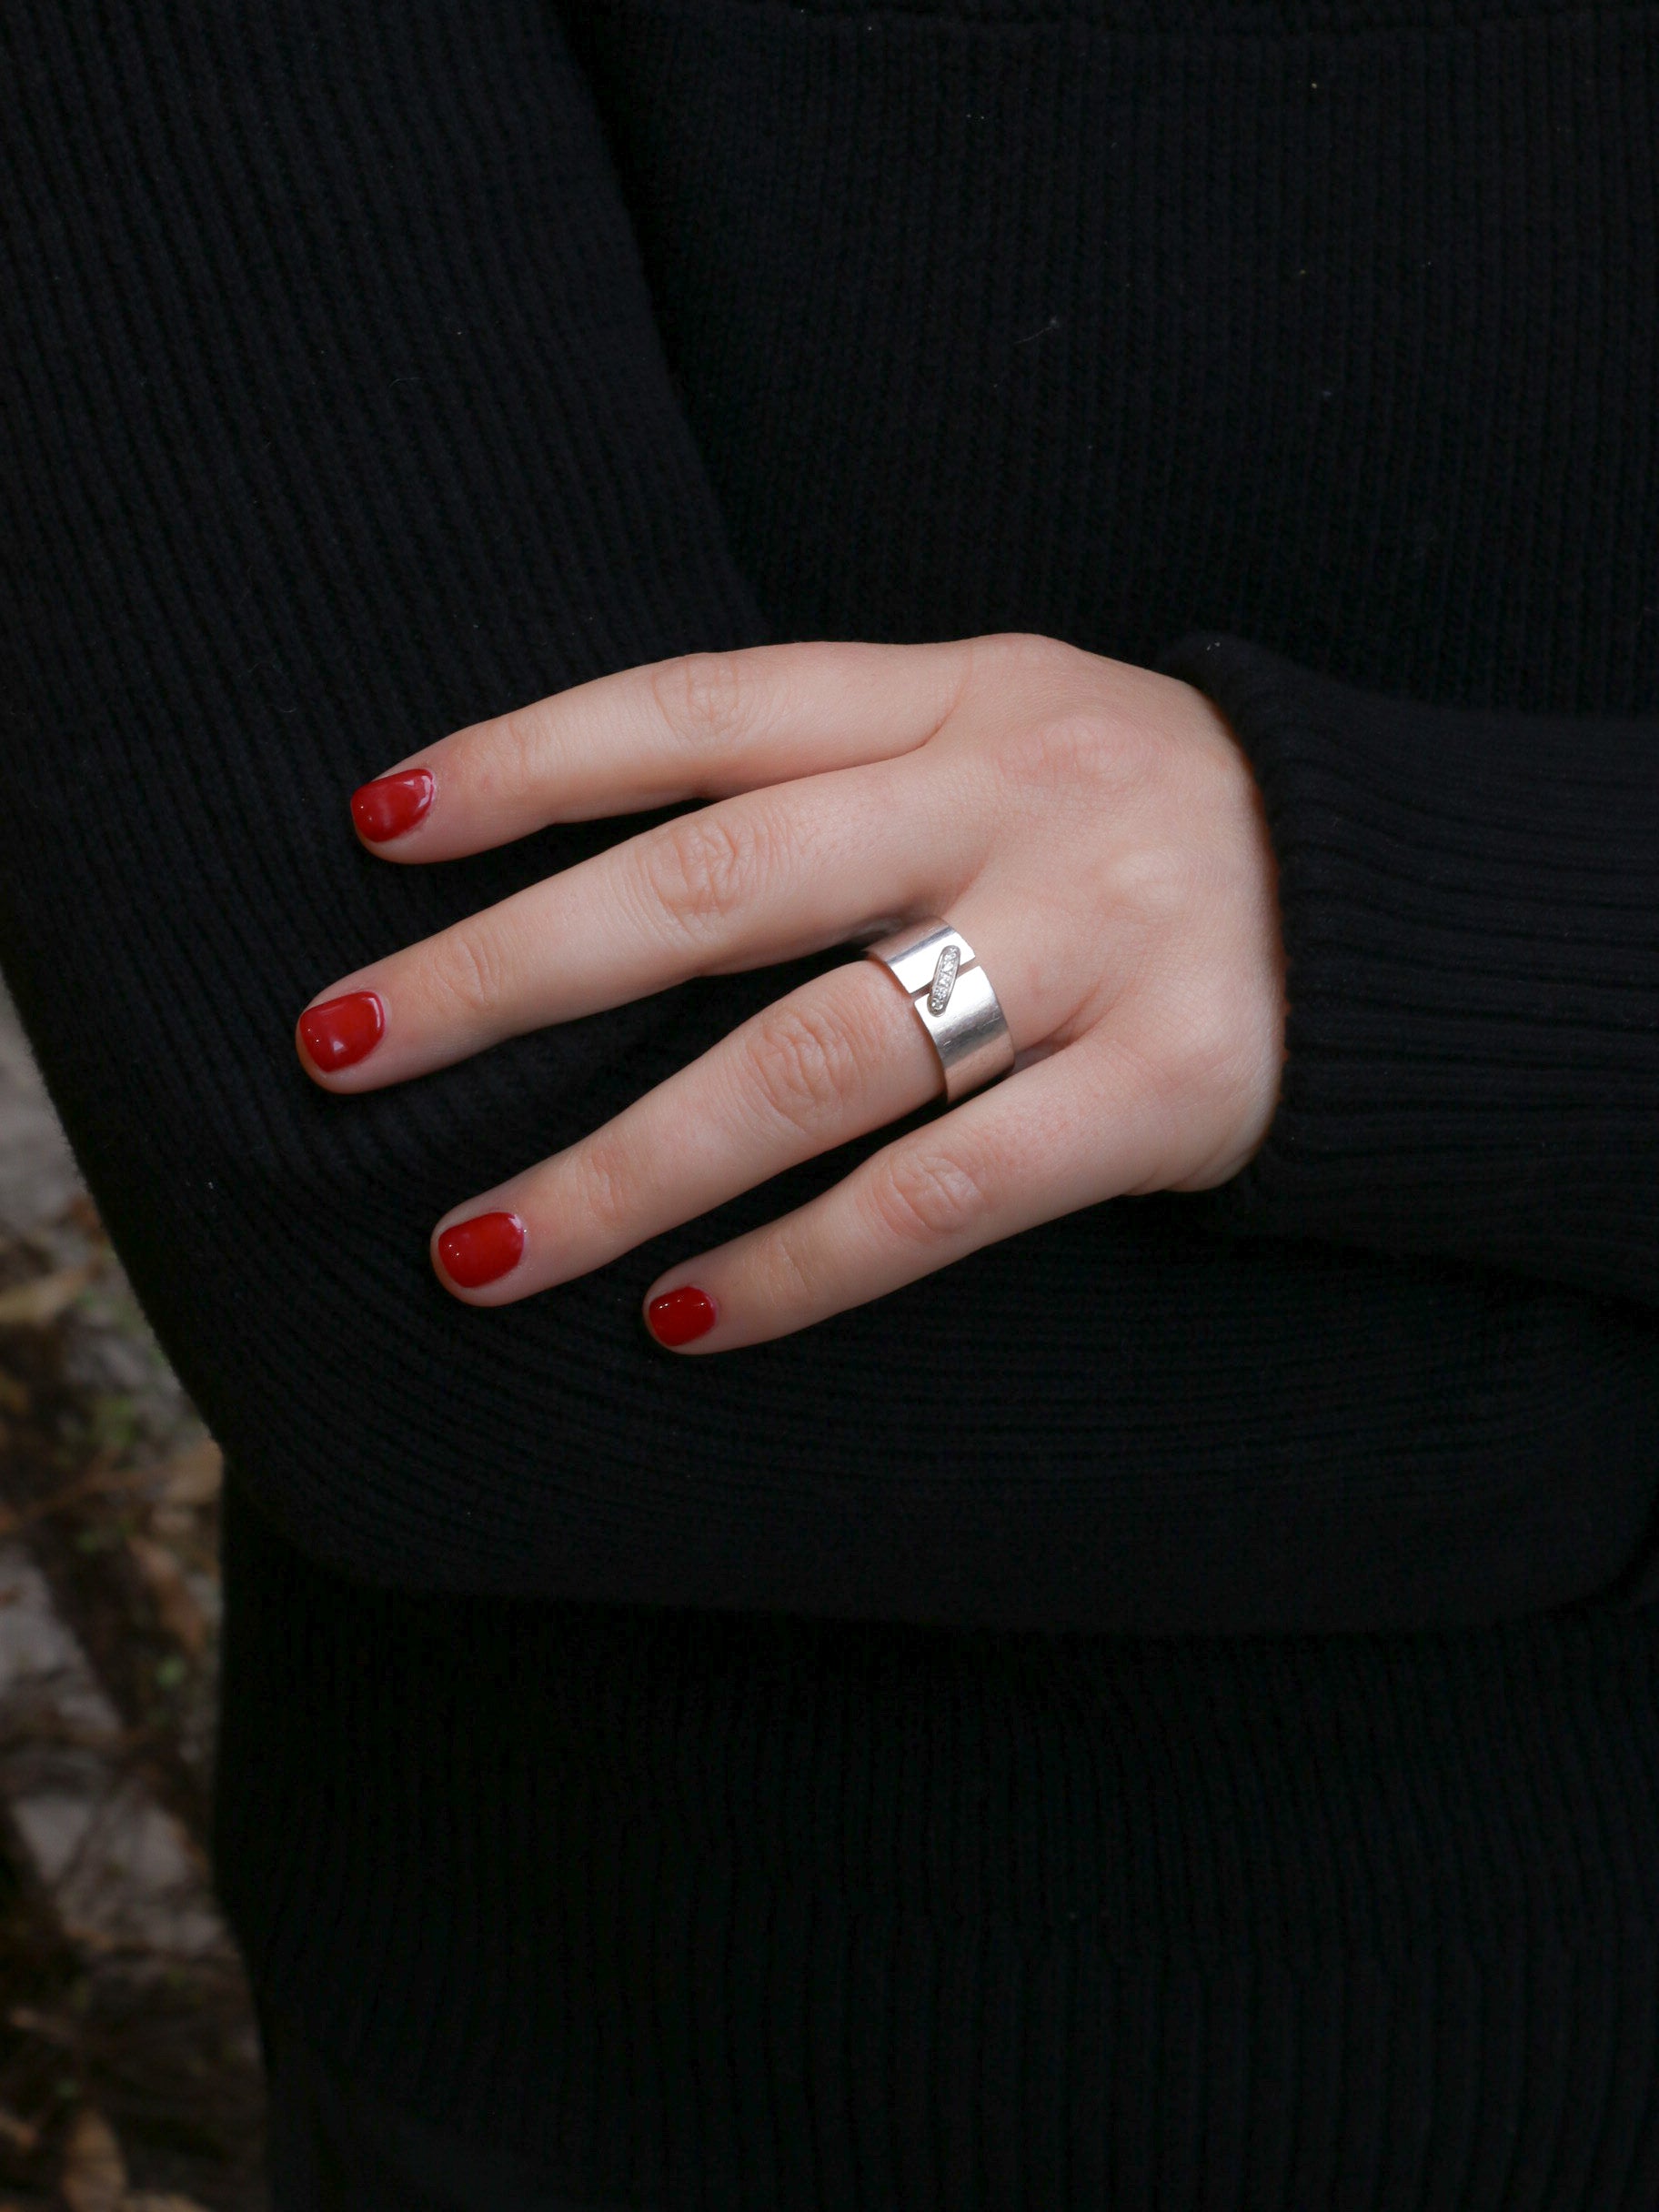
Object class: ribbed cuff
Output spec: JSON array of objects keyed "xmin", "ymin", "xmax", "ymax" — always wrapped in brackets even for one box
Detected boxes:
[{"xmin": 1158, "ymin": 633, "xmax": 1659, "ymax": 1312}]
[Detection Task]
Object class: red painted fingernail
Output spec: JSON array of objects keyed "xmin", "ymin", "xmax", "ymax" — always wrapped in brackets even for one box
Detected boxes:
[
  {"xmin": 437, "ymin": 1211, "xmax": 526, "ymax": 1289},
  {"xmin": 298, "ymin": 991, "xmax": 385, "ymax": 1072},
  {"xmin": 646, "ymin": 1284, "xmax": 718, "ymax": 1347},
  {"xmin": 351, "ymin": 768, "xmax": 434, "ymax": 843}
]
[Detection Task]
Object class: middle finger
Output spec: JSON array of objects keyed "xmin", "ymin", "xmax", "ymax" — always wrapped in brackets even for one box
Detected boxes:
[{"xmin": 297, "ymin": 761, "xmax": 958, "ymax": 1088}]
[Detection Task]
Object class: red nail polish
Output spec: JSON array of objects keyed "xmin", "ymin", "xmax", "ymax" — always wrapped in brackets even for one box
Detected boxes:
[
  {"xmin": 437, "ymin": 1212, "xmax": 526, "ymax": 1289},
  {"xmin": 298, "ymin": 991, "xmax": 385, "ymax": 1072},
  {"xmin": 351, "ymin": 768, "xmax": 434, "ymax": 843},
  {"xmin": 646, "ymin": 1284, "xmax": 718, "ymax": 1347}
]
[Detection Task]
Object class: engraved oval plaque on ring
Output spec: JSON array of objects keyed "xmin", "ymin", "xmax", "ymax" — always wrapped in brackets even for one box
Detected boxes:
[{"xmin": 928, "ymin": 943, "xmax": 960, "ymax": 1015}]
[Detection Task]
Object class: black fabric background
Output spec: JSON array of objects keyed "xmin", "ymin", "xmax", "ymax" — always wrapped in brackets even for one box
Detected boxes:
[
  {"xmin": 1, "ymin": 0, "xmax": 1656, "ymax": 1634},
  {"xmin": 6, "ymin": 1, "xmax": 1659, "ymax": 2198}
]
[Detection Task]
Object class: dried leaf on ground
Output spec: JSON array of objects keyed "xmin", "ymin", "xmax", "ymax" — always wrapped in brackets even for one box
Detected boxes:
[
  {"xmin": 125, "ymin": 1536, "xmax": 208, "ymax": 1657},
  {"xmin": 5, "ymin": 2005, "xmax": 75, "ymax": 2046},
  {"xmin": 152, "ymin": 1440, "xmax": 222, "ymax": 1511},
  {"xmin": 0, "ymin": 1264, "xmax": 96, "ymax": 1330},
  {"xmin": 59, "ymin": 2107, "xmax": 126, "ymax": 2212},
  {"xmin": 0, "ymin": 2105, "xmax": 36, "ymax": 2152}
]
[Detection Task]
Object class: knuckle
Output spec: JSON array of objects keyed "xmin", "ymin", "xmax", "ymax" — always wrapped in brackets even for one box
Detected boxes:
[
  {"xmin": 640, "ymin": 805, "xmax": 772, "ymax": 943},
  {"xmin": 425, "ymin": 923, "xmax": 513, "ymax": 1028},
  {"xmin": 574, "ymin": 1133, "xmax": 638, "ymax": 1241},
  {"xmin": 999, "ymin": 708, "xmax": 1144, "ymax": 799},
  {"xmin": 741, "ymin": 1000, "xmax": 865, "ymax": 1133},
  {"xmin": 759, "ymin": 1217, "xmax": 818, "ymax": 1307},
  {"xmin": 485, "ymin": 701, "xmax": 568, "ymax": 811},
  {"xmin": 868, "ymin": 1144, "xmax": 993, "ymax": 1247},
  {"xmin": 650, "ymin": 650, "xmax": 754, "ymax": 754},
  {"xmin": 986, "ymin": 630, "xmax": 1078, "ymax": 686}
]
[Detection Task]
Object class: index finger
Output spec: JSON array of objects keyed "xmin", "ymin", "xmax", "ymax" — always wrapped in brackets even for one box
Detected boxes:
[{"xmin": 348, "ymin": 639, "xmax": 974, "ymax": 862}]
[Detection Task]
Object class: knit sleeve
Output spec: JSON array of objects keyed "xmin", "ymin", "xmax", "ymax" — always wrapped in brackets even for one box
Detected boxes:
[
  {"xmin": 5, "ymin": 6, "xmax": 1656, "ymax": 1634},
  {"xmin": 0, "ymin": 0, "xmax": 769, "ymax": 1563},
  {"xmin": 1161, "ymin": 633, "xmax": 1659, "ymax": 1312}
]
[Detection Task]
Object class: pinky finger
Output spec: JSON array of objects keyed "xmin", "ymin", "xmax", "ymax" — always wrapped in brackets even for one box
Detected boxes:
[{"xmin": 641, "ymin": 1038, "xmax": 1161, "ymax": 1352}]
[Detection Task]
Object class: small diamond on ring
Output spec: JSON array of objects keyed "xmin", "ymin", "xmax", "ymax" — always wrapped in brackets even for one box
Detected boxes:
[{"xmin": 928, "ymin": 943, "xmax": 960, "ymax": 1015}]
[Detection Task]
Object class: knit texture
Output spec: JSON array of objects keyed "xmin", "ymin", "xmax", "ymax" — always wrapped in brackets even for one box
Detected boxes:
[
  {"xmin": 218, "ymin": 1485, "xmax": 1659, "ymax": 2207},
  {"xmin": 1, "ymin": 0, "xmax": 1656, "ymax": 1637},
  {"xmin": 1161, "ymin": 636, "xmax": 1659, "ymax": 1310},
  {"xmin": 5, "ymin": 0, "xmax": 1659, "ymax": 2199}
]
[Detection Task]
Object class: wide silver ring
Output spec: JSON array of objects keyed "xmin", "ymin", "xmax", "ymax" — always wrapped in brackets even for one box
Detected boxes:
[{"xmin": 864, "ymin": 917, "xmax": 1017, "ymax": 1104}]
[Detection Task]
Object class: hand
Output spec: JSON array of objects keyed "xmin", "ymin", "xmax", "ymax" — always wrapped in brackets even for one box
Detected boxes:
[{"xmin": 296, "ymin": 636, "xmax": 1286, "ymax": 1351}]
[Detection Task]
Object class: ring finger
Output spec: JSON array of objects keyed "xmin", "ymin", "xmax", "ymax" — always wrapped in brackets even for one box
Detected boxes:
[{"xmin": 427, "ymin": 944, "xmax": 1016, "ymax": 1302}]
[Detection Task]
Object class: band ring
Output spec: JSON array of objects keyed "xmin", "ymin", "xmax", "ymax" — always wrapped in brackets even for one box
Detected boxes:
[{"xmin": 864, "ymin": 917, "xmax": 1018, "ymax": 1104}]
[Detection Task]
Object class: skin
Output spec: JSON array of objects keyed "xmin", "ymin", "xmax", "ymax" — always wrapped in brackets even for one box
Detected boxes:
[{"xmin": 297, "ymin": 634, "xmax": 1288, "ymax": 1351}]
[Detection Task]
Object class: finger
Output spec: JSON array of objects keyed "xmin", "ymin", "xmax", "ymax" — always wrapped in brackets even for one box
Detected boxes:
[
  {"xmin": 297, "ymin": 759, "xmax": 971, "ymax": 1090},
  {"xmin": 638, "ymin": 1038, "xmax": 1169, "ymax": 1352},
  {"xmin": 349, "ymin": 638, "xmax": 974, "ymax": 861},
  {"xmin": 426, "ymin": 960, "xmax": 948, "ymax": 1302}
]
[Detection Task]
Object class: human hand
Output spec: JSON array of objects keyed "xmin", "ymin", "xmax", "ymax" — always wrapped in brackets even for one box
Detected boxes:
[{"xmin": 296, "ymin": 637, "xmax": 1285, "ymax": 1351}]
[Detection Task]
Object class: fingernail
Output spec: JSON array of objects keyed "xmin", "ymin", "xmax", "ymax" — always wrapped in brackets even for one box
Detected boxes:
[
  {"xmin": 298, "ymin": 991, "xmax": 385, "ymax": 1072},
  {"xmin": 351, "ymin": 768, "xmax": 434, "ymax": 843},
  {"xmin": 437, "ymin": 1211, "xmax": 526, "ymax": 1289},
  {"xmin": 646, "ymin": 1284, "xmax": 718, "ymax": 1347}
]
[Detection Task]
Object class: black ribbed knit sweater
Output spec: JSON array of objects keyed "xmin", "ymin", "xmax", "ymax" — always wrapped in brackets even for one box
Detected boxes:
[{"xmin": 5, "ymin": 0, "xmax": 1659, "ymax": 2202}]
